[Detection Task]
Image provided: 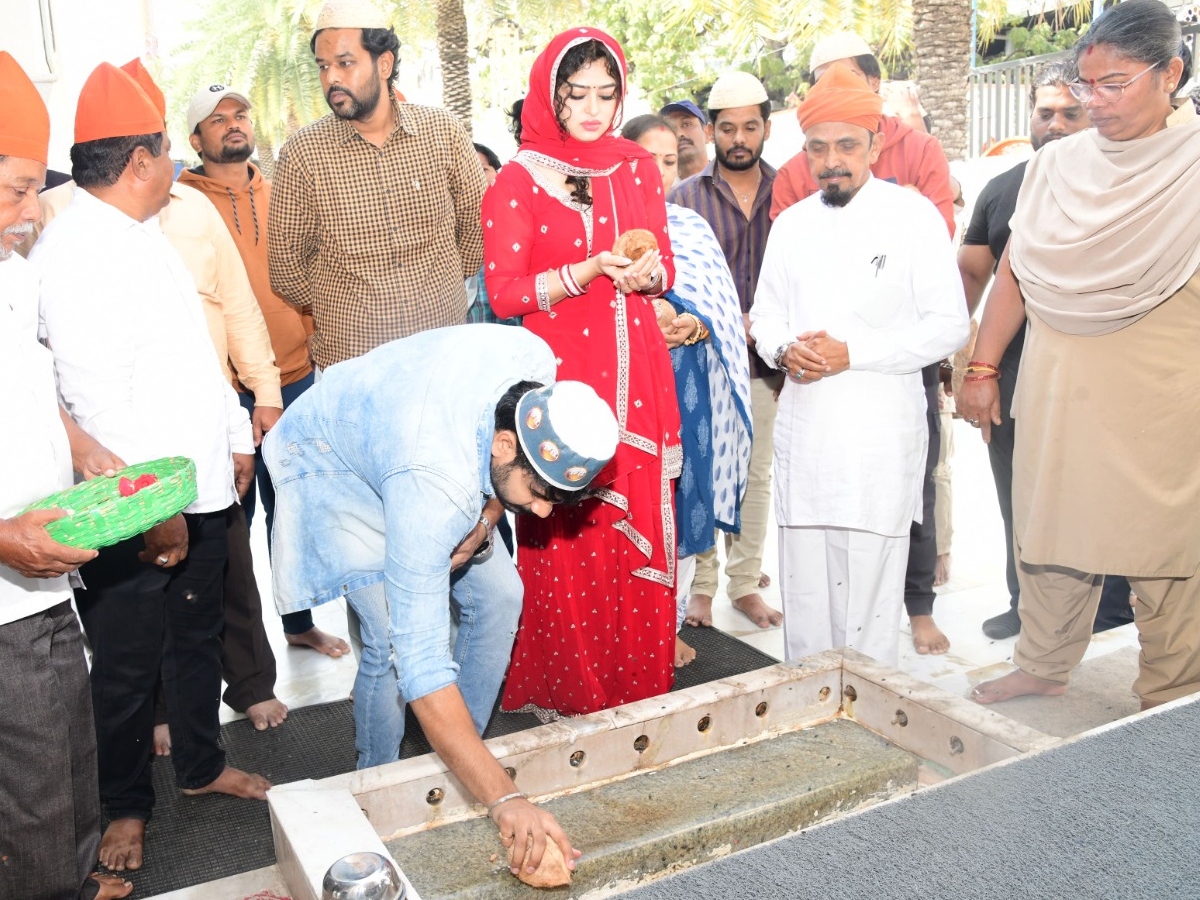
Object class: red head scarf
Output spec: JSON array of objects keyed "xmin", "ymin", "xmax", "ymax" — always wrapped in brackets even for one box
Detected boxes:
[
  {"xmin": 797, "ymin": 61, "xmax": 884, "ymax": 133},
  {"xmin": 519, "ymin": 27, "xmax": 650, "ymax": 175}
]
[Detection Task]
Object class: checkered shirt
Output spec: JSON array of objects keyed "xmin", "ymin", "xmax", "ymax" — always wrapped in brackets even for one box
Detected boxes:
[{"xmin": 268, "ymin": 101, "xmax": 486, "ymax": 367}]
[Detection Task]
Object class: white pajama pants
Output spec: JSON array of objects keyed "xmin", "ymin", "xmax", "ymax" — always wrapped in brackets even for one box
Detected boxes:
[{"xmin": 778, "ymin": 526, "xmax": 910, "ymax": 667}]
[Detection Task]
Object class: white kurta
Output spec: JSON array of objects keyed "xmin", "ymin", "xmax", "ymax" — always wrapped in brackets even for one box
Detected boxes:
[
  {"xmin": 749, "ymin": 176, "xmax": 968, "ymax": 538},
  {"xmin": 0, "ymin": 254, "xmax": 74, "ymax": 626},
  {"xmin": 33, "ymin": 189, "xmax": 252, "ymax": 514}
]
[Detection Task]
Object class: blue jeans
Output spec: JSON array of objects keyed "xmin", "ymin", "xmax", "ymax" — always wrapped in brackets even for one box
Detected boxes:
[
  {"xmin": 240, "ymin": 371, "xmax": 316, "ymax": 635},
  {"xmin": 343, "ymin": 541, "xmax": 523, "ymax": 770}
]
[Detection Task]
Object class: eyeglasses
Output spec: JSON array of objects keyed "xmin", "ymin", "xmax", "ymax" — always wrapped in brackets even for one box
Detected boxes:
[{"xmin": 1068, "ymin": 64, "xmax": 1158, "ymax": 103}]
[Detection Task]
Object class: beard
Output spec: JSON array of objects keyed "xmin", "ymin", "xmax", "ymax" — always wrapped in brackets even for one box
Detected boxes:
[
  {"xmin": 0, "ymin": 222, "xmax": 33, "ymax": 261},
  {"xmin": 715, "ymin": 142, "xmax": 761, "ymax": 172},
  {"xmin": 327, "ymin": 78, "xmax": 382, "ymax": 122},
  {"xmin": 204, "ymin": 136, "xmax": 253, "ymax": 165},
  {"xmin": 818, "ymin": 168, "xmax": 857, "ymax": 207}
]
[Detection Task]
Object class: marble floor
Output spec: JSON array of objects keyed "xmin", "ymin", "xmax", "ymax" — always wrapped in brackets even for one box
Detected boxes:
[{"xmin": 229, "ymin": 416, "xmax": 1141, "ymax": 732}]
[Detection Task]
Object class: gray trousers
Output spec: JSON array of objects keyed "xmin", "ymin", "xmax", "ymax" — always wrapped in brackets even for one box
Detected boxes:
[{"xmin": 0, "ymin": 600, "xmax": 100, "ymax": 900}]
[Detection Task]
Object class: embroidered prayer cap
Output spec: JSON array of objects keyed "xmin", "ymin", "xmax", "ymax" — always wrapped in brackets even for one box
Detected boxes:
[
  {"xmin": 74, "ymin": 63, "xmax": 164, "ymax": 144},
  {"xmin": 516, "ymin": 381, "xmax": 619, "ymax": 491},
  {"xmin": 659, "ymin": 99, "xmax": 707, "ymax": 125},
  {"xmin": 0, "ymin": 52, "xmax": 51, "ymax": 165},
  {"xmin": 119, "ymin": 58, "xmax": 167, "ymax": 119},
  {"xmin": 707, "ymin": 71, "xmax": 769, "ymax": 111},
  {"xmin": 314, "ymin": 0, "xmax": 389, "ymax": 32},
  {"xmin": 809, "ymin": 32, "xmax": 874, "ymax": 73},
  {"xmin": 797, "ymin": 61, "xmax": 884, "ymax": 133},
  {"xmin": 187, "ymin": 84, "xmax": 253, "ymax": 133}
]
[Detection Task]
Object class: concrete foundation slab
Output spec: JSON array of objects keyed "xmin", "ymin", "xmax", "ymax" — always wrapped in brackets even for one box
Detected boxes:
[{"xmin": 385, "ymin": 720, "xmax": 917, "ymax": 899}]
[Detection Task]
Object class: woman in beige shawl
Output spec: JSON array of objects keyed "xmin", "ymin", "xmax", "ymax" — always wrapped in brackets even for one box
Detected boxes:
[{"xmin": 960, "ymin": 0, "xmax": 1200, "ymax": 709}]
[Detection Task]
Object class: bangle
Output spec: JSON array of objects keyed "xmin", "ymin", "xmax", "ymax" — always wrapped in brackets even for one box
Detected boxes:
[
  {"xmin": 966, "ymin": 360, "xmax": 999, "ymax": 374},
  {"xmin": 487, "ymin": 791, "xmax": 527, "ymax": 816},
  {"xmin": 558, "ymin": 264, "xmax": 584, "ymax": 298},
  {"xmin": 962, "ymin": 372, "xmax": 1000, "ymax": 382},
  {"xmin": 681, "ymin": 313, "xmax": 709, "ymax": 346},
  {"xmin": 477, "ymin": 514, "xmax": 492, "ymax": 533}
]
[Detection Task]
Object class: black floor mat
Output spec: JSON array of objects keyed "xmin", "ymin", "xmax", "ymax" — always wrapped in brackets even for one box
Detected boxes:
[{"xmin": 118, "ymin": 625, "xmax": 777, "ymax": 897}]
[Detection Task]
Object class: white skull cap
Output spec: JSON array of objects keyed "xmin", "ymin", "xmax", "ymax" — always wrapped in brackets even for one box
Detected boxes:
[
  {"xmin": 809, "ymin": 32, "xmax": 875, "ymax": 73},
  {"xmin": 314, "ymin": 0, "xmax": 389, "ymax": 32},
  {"xmin": 707, "ymin": 71, "xmax": 769, "ymax": 111}
]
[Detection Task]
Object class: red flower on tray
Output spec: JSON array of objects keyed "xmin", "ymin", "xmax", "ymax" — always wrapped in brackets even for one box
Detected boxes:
[{"xmin": 118, "ymin": 473, "xmax": 159, "ymax": 497}]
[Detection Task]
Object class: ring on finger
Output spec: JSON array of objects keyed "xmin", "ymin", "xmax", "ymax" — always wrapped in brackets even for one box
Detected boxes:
[{"xmin": 157, "ymin": 555, "xmax": 168, "ymax": 565}]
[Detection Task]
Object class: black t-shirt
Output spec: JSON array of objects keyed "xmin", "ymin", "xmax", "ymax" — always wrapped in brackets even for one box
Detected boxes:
[{"xmin": 963, "ymin": 160, "xmax": 1029, "ymax": 368}]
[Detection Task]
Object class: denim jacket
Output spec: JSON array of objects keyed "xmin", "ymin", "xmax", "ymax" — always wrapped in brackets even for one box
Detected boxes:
[{"xmin": 264, "ymin": 324, "xmax": 555, "ymax": 702}]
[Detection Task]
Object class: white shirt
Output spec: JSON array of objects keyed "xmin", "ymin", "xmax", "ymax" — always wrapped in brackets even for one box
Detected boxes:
[
  {"xmin": 33, "ymin": 189, "xmax": 252, "ymax": 514},
  {"xmin": 750, "ymin": 176, "xmax": 969, "ymax": 536},
  {"xmin": 0, "ymin": 253, "xmax": 74, "ymax": 625}
]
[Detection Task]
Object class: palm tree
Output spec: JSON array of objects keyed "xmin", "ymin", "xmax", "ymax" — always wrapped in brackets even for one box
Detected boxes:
[
  {"xmin": 437, "ymin": 0, "xmax": 473, "ymax": 132},
  {"xmin": 913, "ymin": 0, "xmax": 971, "ymax": 159}
]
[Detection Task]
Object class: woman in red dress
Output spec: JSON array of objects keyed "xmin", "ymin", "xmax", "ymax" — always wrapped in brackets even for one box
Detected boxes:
[{"xmin": 484, "ymin": 27, "xmax": 681, "ymax": 718}]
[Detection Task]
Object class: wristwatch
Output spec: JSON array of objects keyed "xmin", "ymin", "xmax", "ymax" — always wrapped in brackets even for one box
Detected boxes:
[
  {"xmin": 472, "ymin": 514, "xmax": 494, "ymax": 562},
  {"xmin": 773, "ymin": 341, "xmax": 794, "ymax": 369}
]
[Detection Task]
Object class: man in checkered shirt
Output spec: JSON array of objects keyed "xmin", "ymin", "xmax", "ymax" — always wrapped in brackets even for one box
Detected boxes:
[{"xmin": 268, "ymin": 0, "xmax": 487, "ymax": 370}]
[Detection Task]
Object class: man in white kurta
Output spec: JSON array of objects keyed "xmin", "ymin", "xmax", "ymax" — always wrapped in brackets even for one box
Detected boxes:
[
  {"xmin": 749, "ymin": 64, "xmax": 968, "ymax": 666},
  {"xmin": 32, "ymin": 62, "xmax": 269, "ymax": 874},
  {"xmin": 0, "ymin": 52, "xmax": 134, "ymax": 900}
]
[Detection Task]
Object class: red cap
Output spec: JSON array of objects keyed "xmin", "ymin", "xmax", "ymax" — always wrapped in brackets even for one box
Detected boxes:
[
  {"xmin": 0, "ymin": 52, "xmax": 51, "ymax": 165},
  {"xmin": 74, "ymin": 63, "xmax": 164, "ymax": 144},
  {"xmin": 120, "ymin": 58, "xmax": 167, "ymax": 119}
]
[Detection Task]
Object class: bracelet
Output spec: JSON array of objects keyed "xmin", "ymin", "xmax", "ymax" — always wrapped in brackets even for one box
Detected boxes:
[
  {"xmin": 477, "ymin": 514, "xmax": 492, "ymax": 533},
  {"xmin": 681, "ymin": 313, "xmax": 709, "ymax": 346},
  {"xmin": 966, "ymin": 360, "xmax": 1000, "ymax": 374},
  {"xmin": 487, "ymin": 791, "xmax": 527, "ymax": 816},
  {"xmin": 962, "ymin": 372, "xmax": 1000, "ymax": 382},
  {"xmin": 558, "ymin": 264, "xmax": 585, "ymax": 298}
]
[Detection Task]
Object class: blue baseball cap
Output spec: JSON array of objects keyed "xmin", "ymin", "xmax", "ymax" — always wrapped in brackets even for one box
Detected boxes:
[{"xmin": 659, "ymin": 99, "xmax": 707, "ymax": 125}]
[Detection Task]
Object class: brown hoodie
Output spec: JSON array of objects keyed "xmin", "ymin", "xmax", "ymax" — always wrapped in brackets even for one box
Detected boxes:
[{"xmin": 179, "ymin": 163, "xmax": 314, "ymax": 387}]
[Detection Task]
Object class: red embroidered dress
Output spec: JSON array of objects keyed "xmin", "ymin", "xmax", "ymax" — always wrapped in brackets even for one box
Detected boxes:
[{"xmin": 484, "ymin": 28, "xmax": 681, "ymax": 717}]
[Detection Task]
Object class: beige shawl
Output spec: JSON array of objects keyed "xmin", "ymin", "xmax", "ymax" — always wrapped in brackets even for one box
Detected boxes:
[{"xmin": 1009, "ymin": 102, "xmax": 1200, "ymax": 336}]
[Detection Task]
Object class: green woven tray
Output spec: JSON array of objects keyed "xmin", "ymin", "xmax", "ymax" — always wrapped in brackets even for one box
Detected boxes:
[{"xmin": 22, "ymin": 456, "xmax": 198, "ymax": 550}]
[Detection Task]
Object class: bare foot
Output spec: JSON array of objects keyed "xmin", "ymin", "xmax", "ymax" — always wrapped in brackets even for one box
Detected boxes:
[
  {"xmin": 91, "ymin": 873, "xmax": 133, "ymax": 899},
  {"xmin": 98, "ymin": 818, "xmax": 145, "ymax": 872},
  {"xmin": 674, "ymin": 635, "xmax": 697, "ymax": 667},
  {"xmin": 153, "ymin": 723, "xmax": 171, "ymax": 756},
  {"xmin": 910, "ymin": 615, "xmax": 950, "ymax": 655},
  {"xmin": 934, "ymin": 553, "xmax": 951, "ymax": 586},
  {"xmin": 757, "ymin": 572, "xmax": 771, "ymax": 589},
  {"xmin": 285, "ymin": 626, "xmax": 350, "ymax": 658},
  {"xmin": 971, "ymin": 669, "xmax": 1068, "ymax": 704},
  {"xmin": 684, "ymin": 593, "xmax": 714, "ymax": 627},
  {"xmin": 732, "ymin": 593, "xmax": 783, "ymax": 629},
  {"xmin": 246, "ymin": 698, "xmax": 288, "ymax": 731},
  {"xmin": 180, "ymin": 765, "xmax": 271, "ymax": 800}
]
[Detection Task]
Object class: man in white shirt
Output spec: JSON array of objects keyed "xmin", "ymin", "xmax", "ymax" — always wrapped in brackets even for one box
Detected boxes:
[
  {"xmin": 34, "ymin": 62, "xmax": 270, "ymax": 874},
  {"xmin": 749, "ymin": 64, "xmax": 968, "ymax": 666},
  {"xmin": 0, "ymin": 52, "xmax": 132, "ymax": 900}
]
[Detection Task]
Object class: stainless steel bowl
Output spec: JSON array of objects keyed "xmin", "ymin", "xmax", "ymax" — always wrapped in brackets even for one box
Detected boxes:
[{"xmin": 321, "ymin": 852, "xmax": 407, "ymax": 900}]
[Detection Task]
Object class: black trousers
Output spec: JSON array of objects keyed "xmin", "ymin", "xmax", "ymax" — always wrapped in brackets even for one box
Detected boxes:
[
  {"xmin": 0, "ymin": 602, "xmax": 101, "ymax": 900},
  {"xmin": 987, "ymin": 347, "xmax": 1134, "ymax": 631},
  {"xmin": 903, "ymin": 365, "xmax": 940, "ymax": 619},
  {"xmin": 76, "ymin": 508, "xmax": 229, "ymax": 822},
  {"xmin": 220, "ymin": 503, "xmax": 277, "ymax": 711}
]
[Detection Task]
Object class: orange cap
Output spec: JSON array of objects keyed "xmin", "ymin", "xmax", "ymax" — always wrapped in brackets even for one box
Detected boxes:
[
  {"xmin": 797, "ymin": 61, "xmax": 883, "ymax": 133},
  {"xmin": 120, "ymin": 58, "xmax": 167, "ymax": 118},
  {"xmin": 74, "ymin": 63, "xmax": 164, "ymax": 144},
  {"xmin": 0, "ymin": 51, "xmax": 51, "ymax": 165}
]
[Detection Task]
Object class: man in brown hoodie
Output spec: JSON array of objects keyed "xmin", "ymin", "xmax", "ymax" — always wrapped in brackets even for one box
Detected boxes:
[{"xmin": 180, "ymin": 85, "xmax": 351, "ymax": 660}]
